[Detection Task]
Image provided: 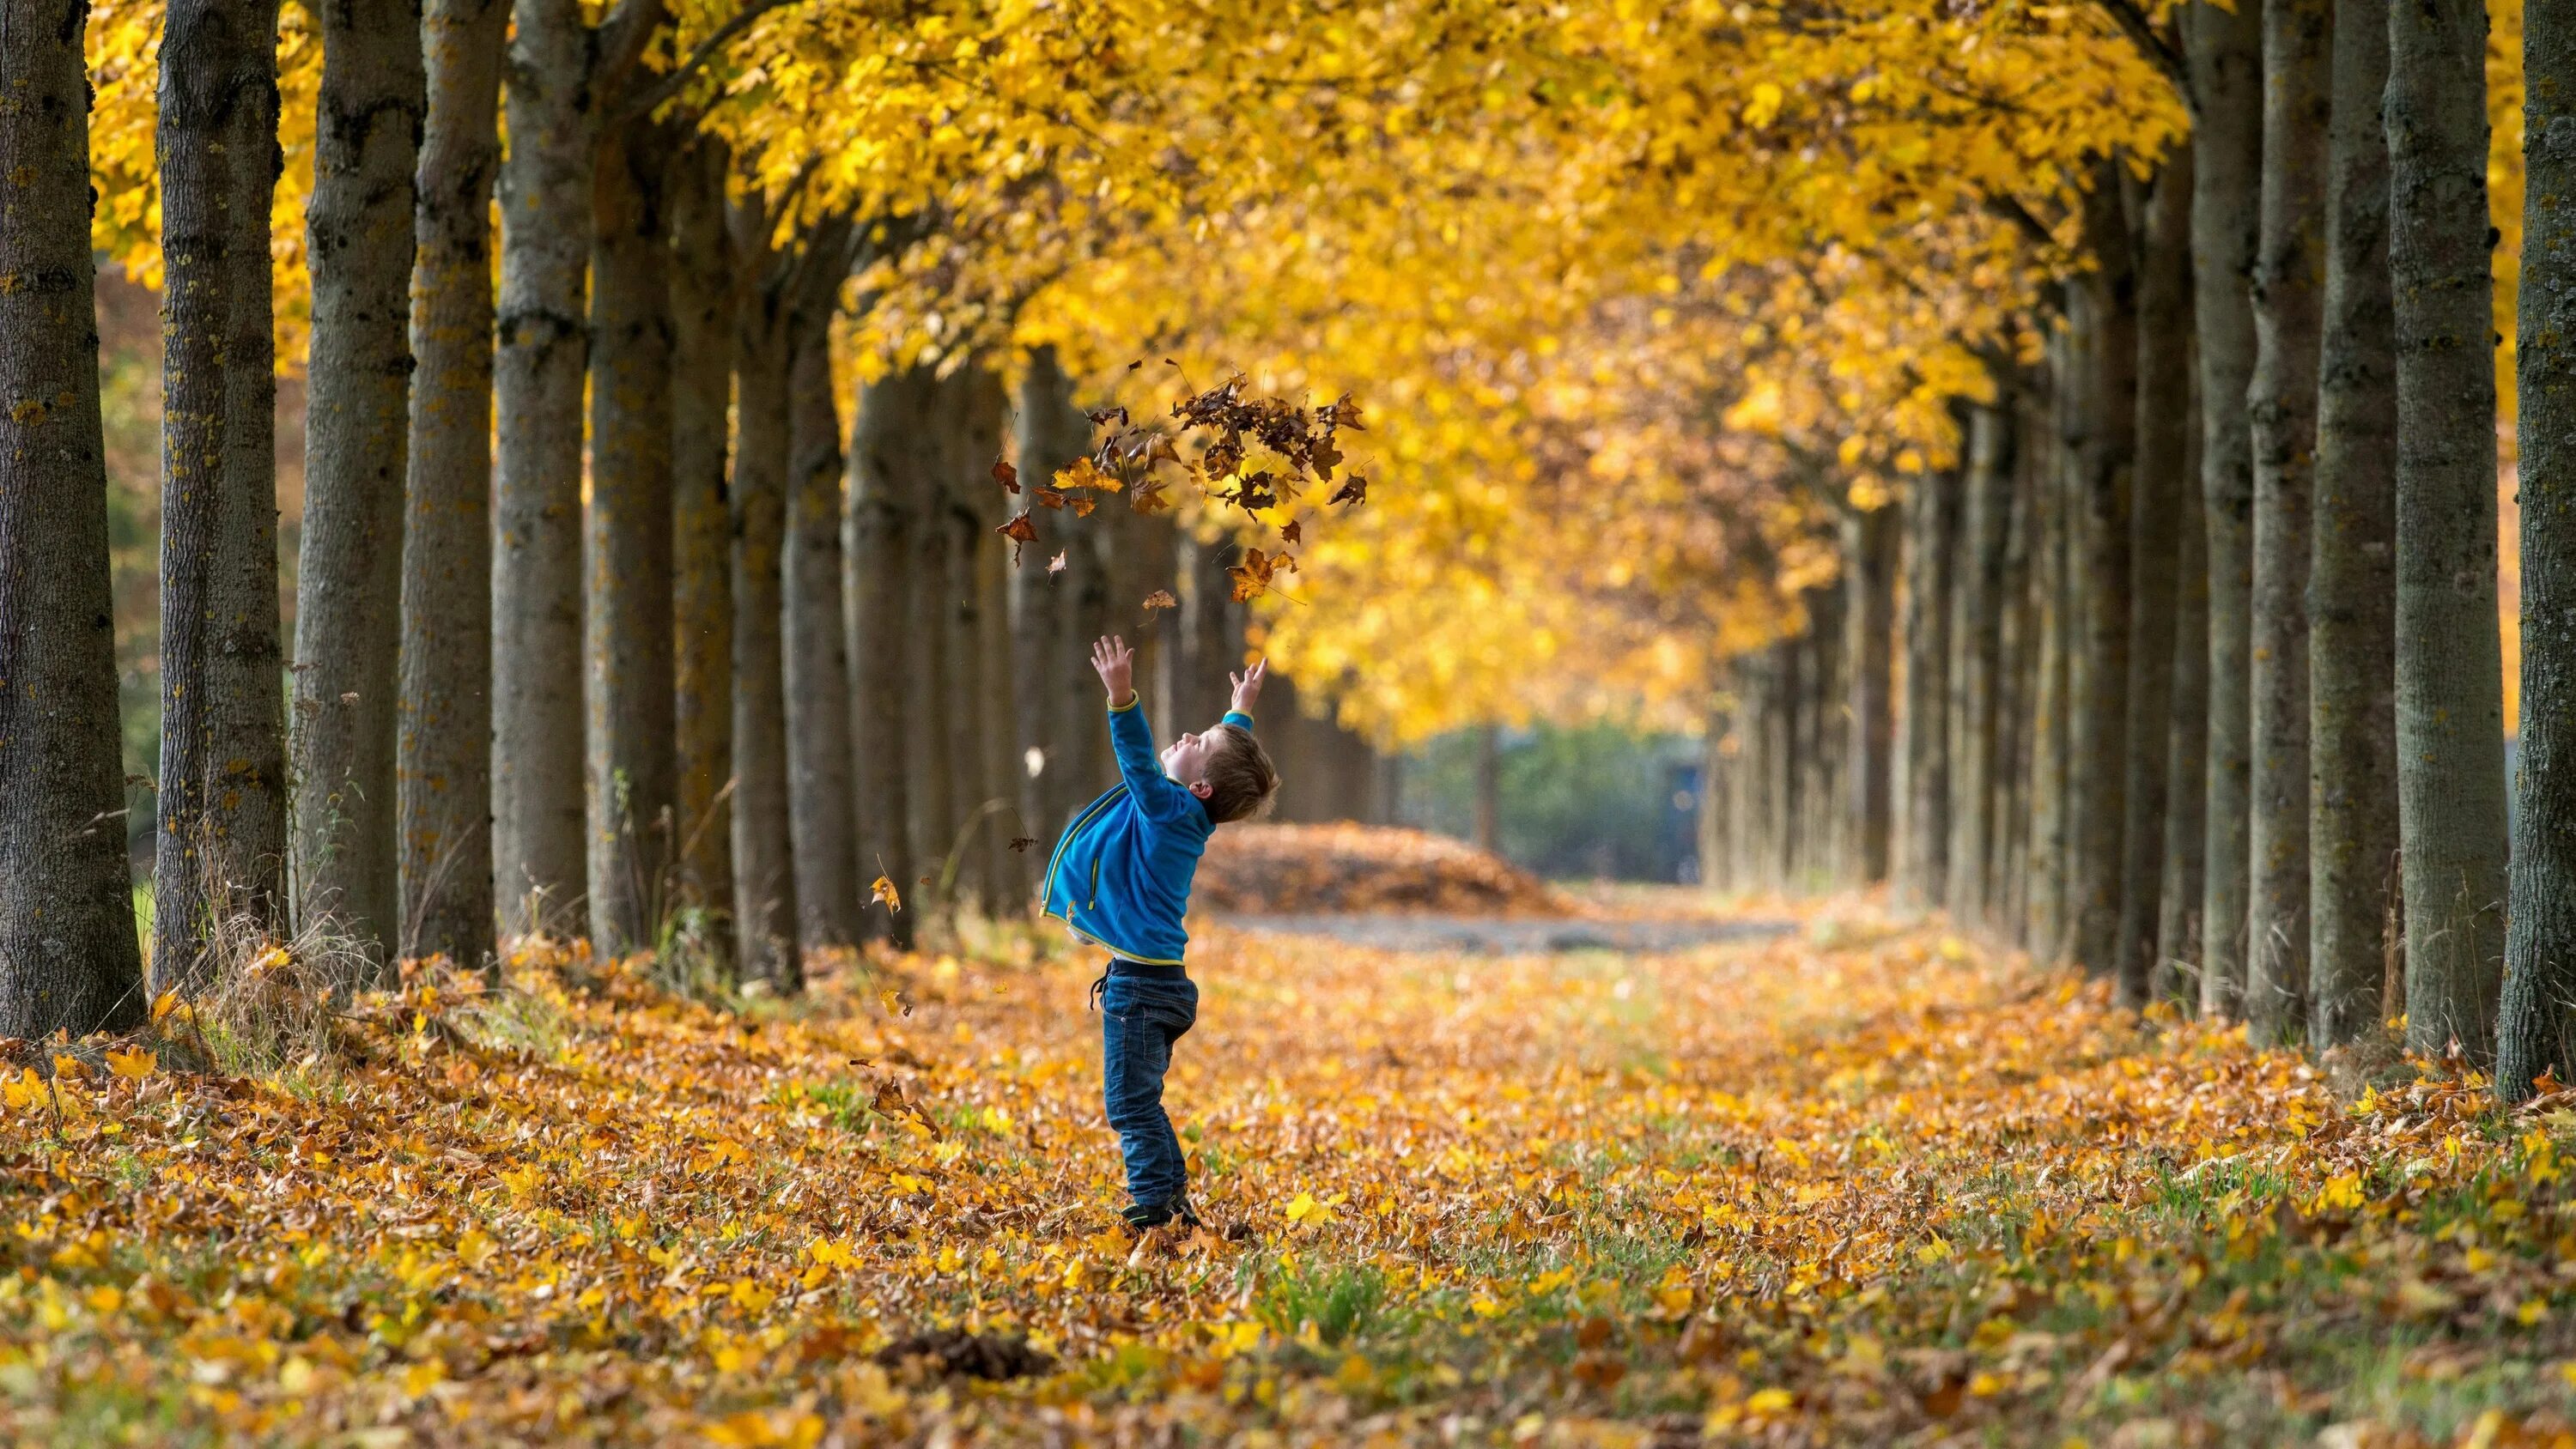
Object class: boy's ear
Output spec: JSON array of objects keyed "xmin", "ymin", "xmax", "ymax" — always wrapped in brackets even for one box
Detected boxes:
[{"xmin": 1188, "ymin": 779, "xmax": 1214, "ymax": 800}]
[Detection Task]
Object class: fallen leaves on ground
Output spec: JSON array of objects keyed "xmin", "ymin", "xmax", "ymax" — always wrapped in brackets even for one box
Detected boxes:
[
  {"xmin": 6, "ymin": 899, "xmax": 2576, "ymax": 1446},
  {"xmin": 1195, "ymin": 822, "xmax": 1571, "ymax": 915}
]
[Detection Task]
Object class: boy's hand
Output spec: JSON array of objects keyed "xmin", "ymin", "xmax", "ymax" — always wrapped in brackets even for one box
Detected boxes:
[
  {"xmin": 1230, "ymin": 656, "xmax": 1267, "ymax": 715},
  {"xmin": 1092, "ymin": 635, "xmax": 1135, "ymax": 707}
]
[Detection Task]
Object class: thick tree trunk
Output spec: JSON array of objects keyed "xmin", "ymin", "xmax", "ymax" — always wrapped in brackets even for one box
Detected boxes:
[
  {"xmin": 783, "ymin": 258, "xmax": 859, "ymax": 950},
  {"xmin": 934, "ymin": 370, "xmax": 997, "ymax": 906},
  {"xmin": 1898, "ymin": 472, "xmax": 1955, "ymax": 910},
  {"xmin": 2073, "ymin": 174, "xmax": 2139, "ymax": 977},
  {"xmin": 1949, "ymin": 407, "xmax": 2013, "ymax": 925},
  {"xmin": 727, "ymin": 209, "xmax": 799, "ymax": 986},
  {"xmin": 2157, "ymin": 371, "xmax": 2214, "ymax": 1002},
  {"xmin": 669, "ymin": 141, "xmax": 735, "ymax": 949},
  {"xmin": 1992, "ymin": 406, "xmax": 2041, "ymax": 937},
  {"xmin": 398, "ymin": 0, "xmax": 505, "ymax": 970},
  {"xmin": 1842, "ymin": 504, "xmax": 1898, "ymax": 884},
  {"xmin": 1729, "ymin": 657, "xmax": 1765, "ymax": 888},
  {"xmin": 958, "ymin": 368, "xmax": 1024, "ymax": 905},
  {"xmin": 2190, "ymin": 0, "xmax": 2267, "ymax": 1017},
  {"xmin": 1804, "ymin": 585, "xmax": 1846, "ymax": 883},
  {"xmin": 2028, "ymin": 360, "xmax": 2075, "ymax": 955},
  {"xmin": 582, "ymin": 116, "xmax": 677, "ymax": 957},
  {"xmin": 2243, "ymin": 0, "xmax": 2330, "ymax": 1040},
  {"xmin": 908, "ymin": 385, "xmax": 960, "ymax": 898},
  {"xmin": 2391, "ymin": 0, "xmax": 2509, "ymax": 1060},
  {"xmin": 2506, "ymin": 0, "xmax": 2576, "ymax": 1094},
  {"xmin": 0, "ymin": 3, "xmax": 146, "ymax": 1037},
  {"xmin": 153, "ymin": 0, "xmax": 289, "ymax": 988},
  {"xmin": 2118, "ymin": 157, "xmax": 2195, "ymax": 1004},
  {"xmin": 848, "ymin": 363, "xmax": 927, "ymax": 949},
  {"xmin": 294, "ymin": 0, "xmax": 426, "ymax": 968},
  {"xmin": 493, "ymin": 0, "xmax": 595, "ymax": 937},
  {"xmin": 1012, "ymin": 349, "xmax": 1096, "ymax": 841},
  {"xmin": 2309, "ymin": 0, "xmax": 2402, "ymax": 1047}
]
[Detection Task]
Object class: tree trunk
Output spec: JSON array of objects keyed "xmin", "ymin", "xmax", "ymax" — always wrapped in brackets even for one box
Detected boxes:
[
  {"xmin": 848, "ymin": 362, "xmax": 926, "ymax": 949},
  {"xmin": 153, "ymin": 0, "xmax": 290, "ymax": 988},
  {"xmin": 294, "ymin": 0, "xmax": 425, "ymax": 968},
  {"xmin": 2309, "ymin": 0, "xmax": 2402, "ymax": 1047},
  {"xmin": 959, "ymin": 368, "xmax": 1024, "ymax": 906},
  {"xmin": 1950, "ymin": 407, "xmax": 2013, "ymax": 925},
  {"xmin": 2190, "ymin": 0, "xmax": 2267, "ymax": 1017},
  {"xmin": 1993, "ymin": 398, "xmax": 2042, "ymax": 937},
  {"xmin": 0, "ymin": 2, "xmax": 146, "ymax": 1036},
  {"xmin": 2157, "ymin": 361, "xmax": 2214, "ymax": 1003},
  {"xmin": 1729, "ymin": 657, "xmax": 1765, "ymax": 888},
  {"xmin": 2243, "ymin": 0, "xmax": 2330, "ymax": 1040},
  {"xmin": 2391, "ymin": 0, "xmax": 2509, "ymax": 1060},
  {"xmin": 582, "ymin": 115, "xmax": 676, "ymax": 958},
  {"xmin": 1012, "ymin": 348, "xmax": 1095, "ymax": 841},
  {"xmin": 2028, "ymin": 358, "xmax": 2074, "ymax": 955},
  {"xmin": 493, "ymin": 0, "xmax": 595, "ymax": 937},
  {"xmin": 398, "ymin": 0, "xmax": 505, "ymax": 970},
  {"xmin": 908, "ymin": 391, "xmax": 960, "ymax": 901},
  {"xmin": 783, "ymin": 251, "xmax": 858, "ymax": 950},
  {"xmin": 1842, "ymin": 503, "xmax": 1898, "ymax": 884},
  {"xmin": 1898, "ymin": 471, "xmax": 1954, "ymax": 910},
  {"xmin": 934, "ymin": 370, "xmax": 997, "ymax": 907},
  {"xmin": 1058, "ymin": 528, "xmax": 1114, "ymax": 822},
  {"xmin": 1176, "ymin": 534, "xmax": 1240, "ymax": 731},
  {"xmin": 668, "ymin": 140, "xmax": 734, "ymax": 951},
  {"xmin": 1473, "ymin": 723, "xmax": 1502, "ymax": 852},
  {"xmin": 1804, "ymin": 585, "xmax": 1846, "ymax": 884},
  {"xmin": 2506, "ymin": 0, "xmax": 2576, "ymax": 1097},
  {"xmin": 2118, "ymin": 156, "xmax": 2196, "ymax": 1004},
  {"xmin": 2072, "ymin": 173, "xmax": 2139, "ymax": 976},
  {"xmin": 727, "ymin": 205, "xmax": 799, "ymax": 986}
]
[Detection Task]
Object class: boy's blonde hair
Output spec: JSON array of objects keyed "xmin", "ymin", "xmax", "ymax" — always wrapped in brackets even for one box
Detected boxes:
[{"xmin": 1203, "ymin": 724, "xmax": 1279, "ymax": 824}]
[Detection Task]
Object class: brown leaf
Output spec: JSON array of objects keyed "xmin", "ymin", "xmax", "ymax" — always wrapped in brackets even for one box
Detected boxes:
[
  {"xmin": 1329, "ymin": 473, "xmax": 1369, "ymax": 507},
  {"xmin": 1279, "ymin": 518, "xmax": 1303, "ymax": 545},
  {"xmin": 994, "ymin": 511, "xmax": 1038, "ymax": 564},
  {"xmin": 1008, "ymin": 836, "xmax": 1038, "ymax": 852},
  {"xmin": 992, "ymin": 457, "xmax": 1020, "ymax": 493},
  {"xmin": 1142, "ymin": 590, "xmax": 1178, "ymax": 612}
]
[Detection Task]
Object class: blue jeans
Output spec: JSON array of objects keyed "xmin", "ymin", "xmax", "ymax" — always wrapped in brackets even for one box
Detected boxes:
[{"xmin": 1097, "ymin": 967, "xmax": 1197, "ymax": 1212}]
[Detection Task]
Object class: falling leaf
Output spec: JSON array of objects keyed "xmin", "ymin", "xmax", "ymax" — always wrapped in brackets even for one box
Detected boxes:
[
  {"xmin": 1008, "ymin": 836, "xmax": 1038, "ymax": 852},
  {"xmin": 1142, "ymin": 590, "xmax": 1178, "ymax": 612},
  {"xmin": 1329, "ymin": 474, "xmax": 1369, "ymax": 506},
  {"xmin": 995, "ymin": 510, "xmax": 1038, "ymax": 564},
  {"xmin": 1279, "ymin": 518, "xmax": 1303, "ymax": 545},
  {"xmin": 871, "ymin": 876, "xmax": 902, "ymax": 912},
  {"xmin": 992, "ymin": 457, "xmax": 1020, "ymax": 493},
  {"xmin": 1048, "ymin": 550, "xmax": 1068, "ymax": 576}
]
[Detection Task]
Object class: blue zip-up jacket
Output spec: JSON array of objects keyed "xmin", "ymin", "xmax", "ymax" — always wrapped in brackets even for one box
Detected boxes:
[{"xmin": 1039, "ymin": 699, "xmax": 1255, "ymax": 966}]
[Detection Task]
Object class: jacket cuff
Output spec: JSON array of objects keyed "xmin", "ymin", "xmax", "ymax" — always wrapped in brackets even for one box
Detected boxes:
[
  {"xmin": 1109, "ymin": 694, "xmax": 1141, "ymax": 713},
  {"xmin": 1223, "ymin": 710, "xmax": 1254, "ymax": 731}
]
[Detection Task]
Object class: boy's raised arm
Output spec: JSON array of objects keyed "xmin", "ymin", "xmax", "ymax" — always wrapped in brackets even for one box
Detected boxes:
[
  {"xmin": 1093, "ymin": 635, "xmax": 1191, "ymax": 812},
  {"xmin": 1224, "ymin": 657, "xmax": 1267, "ymax": 731}
]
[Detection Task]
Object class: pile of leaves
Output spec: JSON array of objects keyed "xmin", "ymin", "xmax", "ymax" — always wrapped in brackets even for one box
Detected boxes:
[
  {"xmin": 8, "ymin": 911, "xmax": 2576, "ymax": 1446},
  {"xmin": 1193, "ymin": 822, "xmax": 1572, "ymax": 917}
]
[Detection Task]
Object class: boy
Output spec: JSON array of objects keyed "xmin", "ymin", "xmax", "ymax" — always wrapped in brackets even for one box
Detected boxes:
[{"xmin": 1041, "ymin": 635, "xmax": 1279, "ymax": 1232}]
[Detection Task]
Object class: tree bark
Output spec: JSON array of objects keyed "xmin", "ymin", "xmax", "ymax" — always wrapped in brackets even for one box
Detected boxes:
[
  {"xmin": 493, "ymin": 0, "xmax": 598, "ymax": 937},
  {"xmin": 1992, "ymin": 395, "xmax": 2043, "ymax": 937},
  {"xmin": 849, "ymin": 362, "xmax": 927, "ymax": 948},
  {"xmin": 1012, "ymin": 348, "xmax": 1096, "ymax": 841},
  {"xmin": 294, "ymin": 0, "xmax": 426, "ymax": 969},
  {"xmin": 153, "ymin": 0, "xmax": 290, "ymax": 988},
  {"xmin": 2391, "ymin": 0, "xmax": 2509, "ymax": 1060},
  {"xmin": 2506, "ymin": 0, "xmax": 2576, "ymax": 1097},
  {"xmin": 1841, "ymin": 503, "xmax": 1898, "ymax": 885},
  {"xmin": 1804, "ymin": 585, "xmax": 1846, "ymax": 883},
  {"xmin": 783, "ymin": 248, "xmax": 858, "ymax": 950},
  {"xmin": 727, "ymin": 201, "xmax": 799, "ymax": 986},
  {"xmin": 581, "ymin": 114, "xmax": 677, "ymax": 957},
  {"xmin": 2028, "ymin": 353, "xmax": 2075, "ymax": 956},
  {"xmin": 959, "ymin": 368, "xmax": 1025, "ymax": 905},
  {"xmin": 2119, "ymin": 156, "xmax": 2196, "ymax": 1004},
  {"xmin": 2190, "ymin": 0, "xmax": 2267, "ymax": 1017},
  {"xmin": 2308, "ymin": 0, "xmax": 2402, "ymax": 1047},
  {"xmin": 2073, "ymin": 173, "xmax": 2139, "ymax": 976},
  {"xmin": 0, "ymin": 0, "xmax": 147, "ymax": 1037},
  {"xmin": 668, "ymin": 142, "xmax": 735, "ymax": 959},
  {"xmin": 2157, "ymin": 361, "xmax": 2214, "ymax": 1002},
  {"xmin": 2243, "ymin": 0, "xmax": 2330, "ymax": 1040},
  {"xmin": 398, "ymin": 0, "xmax": 506, "ymax": 970},
  {"xmin": 1950, "ymin": 407, "xmax": 2014, "ymax": 925},
  {"xmin": 1898, "ymin": 471, "xmax": 1955, "ymax": 910},
  {"xmin": 907, "ymin": 381, "xmax": 960, "ymax": 900}
]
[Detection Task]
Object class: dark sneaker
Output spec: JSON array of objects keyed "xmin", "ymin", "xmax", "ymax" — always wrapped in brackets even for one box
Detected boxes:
[{"xmin": 1121, "ymin": 1202, "xmax": 1175, "ymax": 1233}]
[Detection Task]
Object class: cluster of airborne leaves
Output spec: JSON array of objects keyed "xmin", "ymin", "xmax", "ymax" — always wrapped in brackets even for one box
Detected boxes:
[{"xmin": 6, "ymin": 894, "xmax": 2576, "ymax": 1444}]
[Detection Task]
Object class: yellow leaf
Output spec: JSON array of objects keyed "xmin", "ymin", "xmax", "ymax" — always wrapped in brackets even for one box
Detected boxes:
[
  {"xmin": 104, "ymin": 1046, "xmax": 155, "ymax": 1079},
  {"xmin": 150, "ymin": 987, "xmax": 183, "ymax": 1022},
  {"xmin": 871, "ymin": 876, "xmax": 903, "ymax": 912}
]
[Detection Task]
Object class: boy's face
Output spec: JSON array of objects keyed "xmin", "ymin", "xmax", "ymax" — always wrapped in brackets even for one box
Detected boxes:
[{"xmin": 1160, "ymin": 727, "xmax": 1222, "ymax": 801}]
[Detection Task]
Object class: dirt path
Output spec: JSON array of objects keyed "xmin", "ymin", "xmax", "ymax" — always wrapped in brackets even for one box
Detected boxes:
[{"xmin": 1212, "ymin": 910, "xmax": 1795, "ymax": 955}]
